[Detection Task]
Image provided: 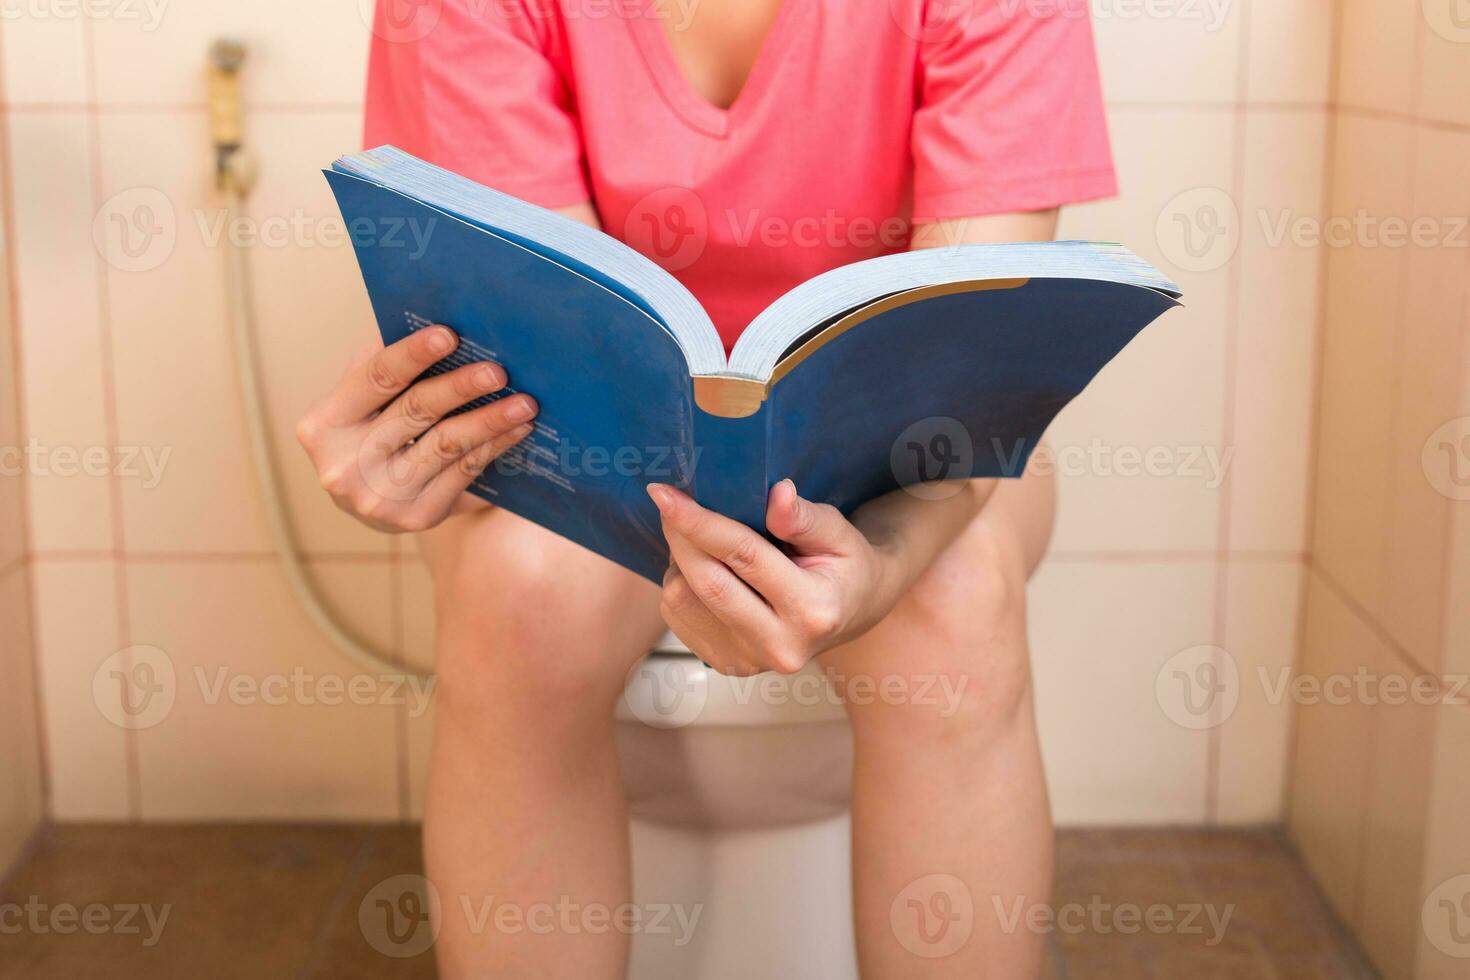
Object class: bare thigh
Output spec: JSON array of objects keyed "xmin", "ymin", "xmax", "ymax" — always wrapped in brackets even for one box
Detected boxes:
[
  {"xmin": 823, "ymin": 464, "xmax": 1057, "ymax": 729},
  {"xmin": 418, "ymin": 506, "xmax": 667, "ymax": 720}
]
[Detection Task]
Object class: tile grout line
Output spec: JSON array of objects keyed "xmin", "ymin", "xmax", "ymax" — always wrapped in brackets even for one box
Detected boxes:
[
  {"xmin": 1283, "ymin": 0, "xmax": 1348, "ymax": 833},
  {"xmin": 1333, "ymin": 101, "xmax": 1470, "ymax": 134},
  {"xmin": 1365, "ymin": 14, "xmax": 1430, "ymax": 971},
  {"xmin": 26, "ymin": 549, "xmax": 407, "ymax": 563},
  {"xmin": 0, "ymin": 101, "xmax": 367, "ymax": 114},
  {"xmin": 80, "ymin": 16, "xmax": 142, "ymax": 823},
  {"xmin": 1367, "ymin": 3, "xmax": 1430, "ymax": 714},
  {"xmin": 389, "ymin": 536, "xmax": 413, "ymax": 823},
  {"xmin": 10, "ymin": 97, "xmax": 1470, "ymax": 128},
  {"xmin": 1308, "ymin": 557, "xmax": 1466, "ymax": 711},
  {"xmin": 8, "ymin": 97, "xmax": 1467, "ymax": 126},
  {"xmin": 1204, "ymin": 0, "xmax": 1256, "ymax": 828},
  {"xmin": 22, "ymin": 547, "xmax": 1311, "ymax": 564},
  {"xmin": 0, "ymin": 25, "xmax": 54, "ymax": 819}
]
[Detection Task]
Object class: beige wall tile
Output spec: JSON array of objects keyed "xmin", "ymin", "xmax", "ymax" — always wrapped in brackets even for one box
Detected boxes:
[
  {"xmin": 0, "ymin": 11, "xmax": 87, "ymax": 104},
  {"xmin": 406, "ymin": 693, "xmax": 434, "ymax": 822},
  {"xmin": 1357, "ymin": 673, "xmax": 1439, "ymax": 980},
  {"xmin": 1029, "ymin": 559, "xmax": 1215, "ymax": 825},
  {"xmin": 127, "ymin": 560, "xmax": 400, "ymax": 820},
  {"xmin": 1053, "ymin": 109, "xmax": 1231, "ymax": 553},
  {"xmin": 1288, "ymin": 570, "xmax": 1387, "ymax": 928},
  {"xmin": 0, "ymin": 474, "xmax": 21, "ymax": 570},
  {"xmin": 95, "ymin": 111, "xmax": 273, "ymax": 554},
  {"xmin": 1415, "ymin": 703, "xmax": 1470, "ymax": 978},
  {"xmin": 1246, "ymin": 0, "xmax": 1335, "ymax": 104},
  {"xmin": 1416, "ymin": 2, "xmax": 1470, "ymax": 128},
  {"xmin": 1382, "ymin": 128, "xmax": 1470, "ymax": 669},
  {"xmin": 1217, "ymin": 560, "xmax": 1303, "ymax": 824},
  {"xmin": 1335, "ymin": 0, "xmax": 1422, "ymax": 115},
  {"xmin": 1090, "ymin": 0, "xmax": 1241, "ymax": 104},
  {"xmin": 90, "ymin": 1, "xmax": 370, "ymax": 107},
  {"xmin": 243, "ymin": 110, "xmax": 393, "ymax": 556},
  {"xmin": 30, "ymin": 559, "xmax": 131, "ymax": 820},
  {"xmin": 304, "ymin": 557, "xmax": 396, "ymax": 658},
  {"xmin": 1230, "ymin": 111, "xmax": 1329, "ymax": 554},
  {"xmin": 9, "ymin": 113, "xmax": 113, "ymax": 552},
  {"xmin": 400, "ymin": 556, "xmax": 436, "ymax": 674},
  {"xmin": 1312, "ymin": 116, "xmax": 1416, "ymax": 620},
  {"xmin": 97, "ymin": 108, "xmax": 389, "ymax": 557},
  {"xmin": 0, "ymin": 566, "xmax": 44, "ymax": 872}
]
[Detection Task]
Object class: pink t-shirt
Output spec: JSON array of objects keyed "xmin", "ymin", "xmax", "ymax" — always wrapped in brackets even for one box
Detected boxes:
[{"xmin": 364, "ymin": 0, "xmax": 1116, "ymax": 351}]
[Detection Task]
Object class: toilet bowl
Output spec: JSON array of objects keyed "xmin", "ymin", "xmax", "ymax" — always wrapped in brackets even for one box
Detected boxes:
[{"xmin": 616, "ymin": 633, "xmax": 859, "ymax": 980}]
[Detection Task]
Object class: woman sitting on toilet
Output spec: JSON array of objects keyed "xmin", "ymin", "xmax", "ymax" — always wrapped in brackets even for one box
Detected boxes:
[{"xmin": 296, "ymin": 1, "xmax": 1115, "ymax": 976}]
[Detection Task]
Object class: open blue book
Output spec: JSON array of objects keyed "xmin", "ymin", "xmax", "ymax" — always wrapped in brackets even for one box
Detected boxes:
[{"xmin": 326, "ymin": 147, "xmax": 1182, "ymax": 582}]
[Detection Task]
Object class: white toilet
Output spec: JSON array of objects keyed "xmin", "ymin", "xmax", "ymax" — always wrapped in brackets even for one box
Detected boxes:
[{"xmin": 616, "ymin": 634, "xmax": 858, "ymax": 980}]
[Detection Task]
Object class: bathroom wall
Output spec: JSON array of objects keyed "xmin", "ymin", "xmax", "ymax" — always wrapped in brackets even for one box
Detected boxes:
[
  {"xmin": 0, "ymin": 64, "xmax": 47, "ymax": 871},
  {"xmin": 2, "ymin": 2, "xmax": 1331, "ymax": 823},
  {"xmin": 1285, "ymin": 3, "xmax": 1470, "ymax": 979}
]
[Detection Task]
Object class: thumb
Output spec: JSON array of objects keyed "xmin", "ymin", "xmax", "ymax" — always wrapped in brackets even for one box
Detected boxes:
[{"xmin": 765, "ymin": 479, "xmax": 857, "ymax": 555}]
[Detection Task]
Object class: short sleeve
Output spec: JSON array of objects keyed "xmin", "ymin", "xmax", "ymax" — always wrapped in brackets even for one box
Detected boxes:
[
  {"xmin": 910, "ymin": 0, "xmax": 1116, "ymax": 222},
  {"xmin": 362, "ymin": 0, "xmax": 588, "ymax": 208}
]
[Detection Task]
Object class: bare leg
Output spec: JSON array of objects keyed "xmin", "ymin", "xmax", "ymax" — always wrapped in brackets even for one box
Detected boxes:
[
  {"xmin": 420, "ymin": 508, "xmax": 665, "ymax": 979},
  {"xmin": 828, "ymin": 464, "xmax": 1056, "ymax": 979}
]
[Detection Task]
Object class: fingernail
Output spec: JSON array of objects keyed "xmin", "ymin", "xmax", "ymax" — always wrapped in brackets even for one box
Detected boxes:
[
  {"xmin": 474, "ymin": 364, "xmax": 502, "ymax": 388},
  {"xmin": 505, "ymin": 397, "xmax": 535, "ymax": 421},
  {"xmin": 779, "ymin": 478, "xmax": 796, "ymax": 495},
  {"xmin": 647, "ymin": 483, "xmax": 673, "ymax": 514},
  {"xmin": 427, "ymin": 328, "xmax": 454, "ymax": 353}
]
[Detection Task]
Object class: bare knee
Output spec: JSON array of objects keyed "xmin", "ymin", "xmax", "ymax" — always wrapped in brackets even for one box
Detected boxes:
[
  {"xmin": 838, "ymin": 526, "xmax": 1034, "ymax": 746},
  {"xmin": 430, "ymin": 519, "xmax": 663, "ymax": 725}
]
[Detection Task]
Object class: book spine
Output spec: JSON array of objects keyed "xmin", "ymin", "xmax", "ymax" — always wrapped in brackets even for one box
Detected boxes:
[{"xmin": 690, "ymin": 406, "xmax": 770, "ymax": 534}]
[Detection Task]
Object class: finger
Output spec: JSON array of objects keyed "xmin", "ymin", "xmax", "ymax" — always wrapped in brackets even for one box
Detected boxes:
[
  {"xmin": 646, "ymin": 483, "xmax": 811, "ymax": 613},
  {"xmin": 660, "ymin": 563, "xmax": 724, "ymax": 649},
  {"xmin": 661, "ymin": 566, "xmax": 763, "ymax": 678},
  {"xmin": 662, "ymin": 526, "xmax": 779, "ymax": 638},
  {"xmin": 329, "ymin": 326, "xmax": 459, "ymax": 424},
  {"xmin": 765, "ymin": 479, "xmax": 861, "ymax": 556},
  {"xmin": 400, "ymin": 393, "xmax": 539, "ymax": 484},
  {"xmin": 413, "ymin": 421, "xmax": 536, "ymax": 521},
  {"xmin": 370, "ymin": 360, "xmax": 509, "ymax": 451}
]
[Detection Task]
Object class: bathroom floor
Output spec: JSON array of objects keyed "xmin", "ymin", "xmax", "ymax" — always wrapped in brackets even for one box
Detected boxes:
[{"xmin": 0, "ymin": 825, "xmax": 1378, "ymax": 979}]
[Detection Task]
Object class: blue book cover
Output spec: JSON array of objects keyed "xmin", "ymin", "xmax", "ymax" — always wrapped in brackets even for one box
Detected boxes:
[{"xmin": 325, "ymin": 147, "xmax": 1182, "ymax": 583}]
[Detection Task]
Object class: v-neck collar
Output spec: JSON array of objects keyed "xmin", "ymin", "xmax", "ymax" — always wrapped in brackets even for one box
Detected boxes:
[{"xmin": 626, "ymin": 0, "xmax": 804, "ymax": 139}]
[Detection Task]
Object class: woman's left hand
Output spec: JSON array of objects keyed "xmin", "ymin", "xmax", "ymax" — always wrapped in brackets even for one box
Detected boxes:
[{"xmin": 647, "ymin": 479, "xmax": 901, "ymax": 675}]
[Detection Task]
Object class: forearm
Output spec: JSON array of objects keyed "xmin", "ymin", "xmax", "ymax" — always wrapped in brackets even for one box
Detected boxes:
[{"xmin": 851, "ymin": 480, "xmax": 997, "ymax": 606}]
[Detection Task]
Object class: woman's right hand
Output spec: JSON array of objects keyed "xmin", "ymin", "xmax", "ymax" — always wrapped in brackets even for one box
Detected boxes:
[{"xmin": 295, "ymin": 325, "xmax": 538, "ymax": 533}]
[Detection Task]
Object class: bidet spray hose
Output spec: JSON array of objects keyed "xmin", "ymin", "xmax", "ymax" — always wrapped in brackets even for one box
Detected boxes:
[{"xmin": 211, "ymin": 39, "xmax": 431, "ymax": 679}]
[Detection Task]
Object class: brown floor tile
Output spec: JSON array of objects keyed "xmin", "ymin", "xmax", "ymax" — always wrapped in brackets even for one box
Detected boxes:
[
  {"xmin": 302, "ymin": 827, "xmax": 436, "ymax": 979},
  {"xmin": 0, "ymin": 824, "xmax": 1380, "ymax": 979},
  {"xmin": 1051, "ymin": 828, "xmax": 1380, "ymax": 980},
  {"xmin": 0, "ymin": 824, "xmax": 377, "ymax": 979}
]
